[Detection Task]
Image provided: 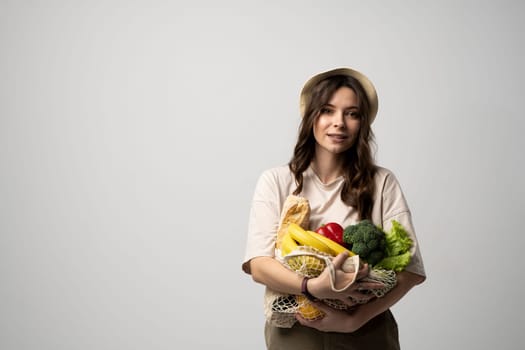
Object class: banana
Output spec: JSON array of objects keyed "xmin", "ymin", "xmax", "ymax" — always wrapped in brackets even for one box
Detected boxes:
[
  {"xmin": 280, "ymin": 232, "xmax": 298, "ymax": 256},
  {"xmin": 284, "ymin": 224, "xmax": 326, "ymax": 276},
  {"xmin": 306, "ymin": 230, "xmax": 355, "ymax": 257},
  {"xmin": 288, "ymin": 223, "xmax": 333, "ymax": 255}
]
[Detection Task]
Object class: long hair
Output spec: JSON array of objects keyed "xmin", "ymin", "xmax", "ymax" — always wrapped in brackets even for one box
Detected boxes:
[{"xmin": 289, "ymin": 74, "xmax": 377, "ymax": 220}]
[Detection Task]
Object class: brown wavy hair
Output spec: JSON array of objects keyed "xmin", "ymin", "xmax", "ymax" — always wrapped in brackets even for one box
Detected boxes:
[{"xmin": 289, "ymin": 74, "xmax": 377, "ymax": 220}]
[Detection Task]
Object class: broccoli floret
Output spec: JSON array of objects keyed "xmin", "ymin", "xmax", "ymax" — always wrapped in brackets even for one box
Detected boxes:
[
  {"xmin": 349, "ymin": 229, "xmax": 364, "ymax": 243},
  {"xmin": 367, "ymin": 250, "xmax": 385, "ymax": 266},
  {"xmin": 366, "ymin": 238, "xmax": 380, "ymax": 250},
  {"xmin": 363, "ymin": 230, "xmax": 376, "ymax": 242},
  {"xmin": 343, "ymin": 220, "xmax": 386, "ymax": 266},
  {"xmin": 351, "ymin": 242, "xmax": 369, "ymax": 256}
]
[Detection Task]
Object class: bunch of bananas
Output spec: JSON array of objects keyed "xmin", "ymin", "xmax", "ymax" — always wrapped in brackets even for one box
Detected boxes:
[{"xmin": 282, "ymin": 223, "xmax": 354, "ymax": 256}]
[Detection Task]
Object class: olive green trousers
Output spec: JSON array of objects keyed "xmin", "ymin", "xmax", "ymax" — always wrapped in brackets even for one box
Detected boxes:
[{"xmin": 264, "ymin": 310, "xmax": 400, "ymax": 350}]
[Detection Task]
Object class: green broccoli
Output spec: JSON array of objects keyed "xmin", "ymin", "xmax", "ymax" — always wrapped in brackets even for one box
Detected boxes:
[{"xmin": 343, "ymin": 220, "xmax": 386, "ymax": 265}]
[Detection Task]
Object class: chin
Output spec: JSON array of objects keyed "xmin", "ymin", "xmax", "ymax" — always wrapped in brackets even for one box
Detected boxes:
[{"xmin": 330, "ymin": 147, "xmax": 350, "ymax": 155}]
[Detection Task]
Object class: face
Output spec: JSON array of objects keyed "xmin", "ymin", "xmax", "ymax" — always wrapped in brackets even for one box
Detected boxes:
[{"xmin": 313, "ymin": 86, "xmax": 361, "ymax": 157}]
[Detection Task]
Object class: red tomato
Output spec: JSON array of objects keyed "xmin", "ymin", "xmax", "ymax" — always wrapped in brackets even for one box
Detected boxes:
[{"xmin": 316, "ymin": 222, "xmax": 344, "ymax": 245}]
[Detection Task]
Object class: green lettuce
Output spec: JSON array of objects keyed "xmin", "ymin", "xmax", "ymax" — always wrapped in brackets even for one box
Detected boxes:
[
  {"xmin": 375, "ymin": 220, "xmax": 413, "ymax": 272},
  {"xmin": 385, "ymin": 220, "xmax": 413, "ymax": 257},
  {"xmin": 375, "ymin": 251, "xmax": 411, "ymax": 272}
]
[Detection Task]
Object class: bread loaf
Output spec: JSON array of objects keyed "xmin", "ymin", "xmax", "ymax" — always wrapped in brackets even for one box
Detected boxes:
[{"xmin": 275, "ymin": 195, "xmax": 310, "ymax": 249}]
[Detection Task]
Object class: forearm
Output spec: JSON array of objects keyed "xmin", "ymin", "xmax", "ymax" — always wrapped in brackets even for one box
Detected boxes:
[
  {"xmin": 249, "ymin": 256, "xmax": 304, "ymax": 295},
  {"xmin": 351, "ymin": 271, "xmax": 425, "ymax": 327}
]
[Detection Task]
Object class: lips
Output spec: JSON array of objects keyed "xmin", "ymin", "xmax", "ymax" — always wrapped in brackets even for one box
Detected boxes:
[{"xmin": 327, "ymin": 134, "xmax": 348, "ymax": 142}]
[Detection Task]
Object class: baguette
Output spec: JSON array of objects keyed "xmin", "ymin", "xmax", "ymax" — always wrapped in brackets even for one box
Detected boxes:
[{"xmin": 275, "ymin": 195, "xmax": 310, "ymax": 250}]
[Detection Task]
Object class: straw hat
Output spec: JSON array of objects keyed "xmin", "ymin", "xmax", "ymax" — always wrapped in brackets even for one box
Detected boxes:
[{"xmin": 299, "ymin": 67, "xmax": 379, "ymax": 123}]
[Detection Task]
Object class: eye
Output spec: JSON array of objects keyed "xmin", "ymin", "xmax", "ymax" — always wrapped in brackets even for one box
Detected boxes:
[
  {"xmin": 344, "ymin": 110, "xmax": 360, "ymax": 119},
  {"xmin": 320, "ymin": 107, "xmax": 334, "ymax": 115}
]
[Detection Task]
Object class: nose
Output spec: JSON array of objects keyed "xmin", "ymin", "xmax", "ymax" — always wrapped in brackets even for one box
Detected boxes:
[{"xmin": 333, "ymin": 111, "xmax": 345, "ymax": 128}]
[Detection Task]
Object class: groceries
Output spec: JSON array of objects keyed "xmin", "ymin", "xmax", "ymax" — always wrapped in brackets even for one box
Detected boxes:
[{"xmin": 267, "ymin": 196, "xmax": 413, "ymax": 326}]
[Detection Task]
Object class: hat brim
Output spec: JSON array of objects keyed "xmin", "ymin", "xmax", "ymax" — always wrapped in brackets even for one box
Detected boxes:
[{"xmin": 299, "ymin": 67, "xmax": 378, "ymax": 123}]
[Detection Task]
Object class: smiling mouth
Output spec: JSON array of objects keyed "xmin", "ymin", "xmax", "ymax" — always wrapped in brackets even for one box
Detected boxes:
[{"xmin": 327, "ymin": 134, "xmax": 348, "ymax": 141}]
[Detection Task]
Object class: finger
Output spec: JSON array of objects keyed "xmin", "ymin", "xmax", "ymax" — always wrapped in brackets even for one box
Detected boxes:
[
  {"xmin": 311, "ymin": 301, "xmax": 334, "ymax": 313},
  {"xmin": 357, "ymin": 281, "xmax": 385, "ymax": 290},
  {"xmin": 356, "ymin": 263, "xmax": 369, "ymax": 279},
  {"xmin": 331, "ymin": 251, "xmax": 349, "ymax": 269},
  {"xmin": 341, "ymin": 257, "xmax": 357, "ymax": 273},
  {"xmin": 330, "ymin": 297, "xmax": 357, "ymax": 308},
  {"xmin": 347, "ymin": 291, "xmax": 375, "ymax": 303}
]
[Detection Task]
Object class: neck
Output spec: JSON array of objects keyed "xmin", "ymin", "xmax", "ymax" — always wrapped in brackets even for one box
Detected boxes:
[{"xmin": 311, "ymin": 151, "xmax": 344, "ymax": 184}]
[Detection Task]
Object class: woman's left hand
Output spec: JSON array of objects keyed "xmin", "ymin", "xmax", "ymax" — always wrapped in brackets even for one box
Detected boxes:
[{"xmin": 295, "ymin": 302, "xmax": 366, "ymax": 333}]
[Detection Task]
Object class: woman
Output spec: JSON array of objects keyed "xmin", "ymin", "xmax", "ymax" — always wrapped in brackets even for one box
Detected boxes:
[{"xmin": 242, "ymin": 68, "xmax": 426, "ymax": 349}]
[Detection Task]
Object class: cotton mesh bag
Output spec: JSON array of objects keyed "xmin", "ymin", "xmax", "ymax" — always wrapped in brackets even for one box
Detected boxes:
[
  {"xmin": 265, "ymin": 246, "xmax": 363, "ymax": 327},
  {"xmin": 262, "ymin": 195, "xmax": 397, "ymax": 327}
]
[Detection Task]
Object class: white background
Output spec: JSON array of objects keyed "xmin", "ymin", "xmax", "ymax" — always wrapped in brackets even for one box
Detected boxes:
[{"xmin": 1, "ymin": 1, "xmax": 524, "ymax": 349}]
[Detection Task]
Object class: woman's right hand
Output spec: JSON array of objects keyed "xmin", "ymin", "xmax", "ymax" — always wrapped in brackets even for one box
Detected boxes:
[{"xmin": 307, "ymin": 252, "xmax": 385, "ymax": 306}]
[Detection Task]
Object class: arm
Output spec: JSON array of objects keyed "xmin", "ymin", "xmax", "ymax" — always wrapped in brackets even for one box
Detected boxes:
[
  {"xmin": 350, "ymin": 271, "xmax": 425, "ymax": 327},
  {"xmin": 250, "ymin": 256, "xmax": 304, "ymax": 295},
  {"xmin": 250, "ymin": 253, "xmax": 380, "ymax": 302},
  {"xmin": 296, "ymin": 270, "xmax": 425, "ymax": 333}
]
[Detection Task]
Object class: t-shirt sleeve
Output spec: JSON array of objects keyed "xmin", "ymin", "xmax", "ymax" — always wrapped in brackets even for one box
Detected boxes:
[
  {"xmin": 242, "ymin": 170, "xmax": 281, "ymax": 274},
  {"xmin": 380, "ymin": 172, "xmax": 426, "ymax": 277}
]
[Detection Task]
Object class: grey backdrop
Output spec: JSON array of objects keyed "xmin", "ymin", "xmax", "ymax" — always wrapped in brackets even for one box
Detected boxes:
[{"xmin": 1, "ymin": 1, "xmax": 524, "ymax": 349}]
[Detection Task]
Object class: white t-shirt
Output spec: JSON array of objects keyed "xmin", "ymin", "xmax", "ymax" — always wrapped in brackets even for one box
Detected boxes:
[{"xmin": 242, "ymin": 165, "xmax": 425, "ymax": 277}]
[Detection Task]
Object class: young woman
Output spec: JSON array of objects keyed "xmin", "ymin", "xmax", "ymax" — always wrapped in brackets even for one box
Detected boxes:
[{"xmin": 242, "ymin": 68, "xmax": 426, "ymax": 349}]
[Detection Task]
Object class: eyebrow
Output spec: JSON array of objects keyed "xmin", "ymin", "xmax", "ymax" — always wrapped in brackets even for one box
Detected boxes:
[{"xmin": 324, "ymin": 103, "xmax": 359, "ymax": 110}]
